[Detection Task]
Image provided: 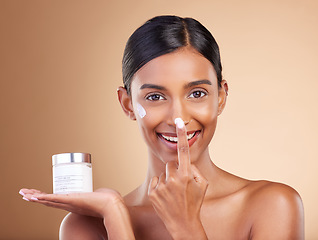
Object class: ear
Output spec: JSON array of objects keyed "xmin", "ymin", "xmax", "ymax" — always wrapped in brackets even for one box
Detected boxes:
[
  {"xmin": 217, "ymin": 80, "xmax": 228, "ymax": 116},
  {"xmin": 117, "ymin": 86, "xmax": 136, "ymax": 120}
]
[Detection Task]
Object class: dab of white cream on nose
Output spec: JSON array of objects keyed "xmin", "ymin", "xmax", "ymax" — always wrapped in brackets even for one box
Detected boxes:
[
  {"xmin": 174, "ymin": 118, "xmax": 184, "ymax": 128},
  {"xmin": 137, "ymin": 103, "xmax": 146, "ymax": 118}
]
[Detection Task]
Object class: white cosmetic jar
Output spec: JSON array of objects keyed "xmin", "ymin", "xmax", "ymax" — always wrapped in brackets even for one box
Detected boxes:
[{"xmin": 52, "ymin": 153, "xmax": 93, "ymax": 194}]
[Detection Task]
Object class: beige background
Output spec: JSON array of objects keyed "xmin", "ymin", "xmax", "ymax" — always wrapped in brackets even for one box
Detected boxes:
[{"xmin": 1, "ymin": 0, "xmax": 317, "ymax": 239}]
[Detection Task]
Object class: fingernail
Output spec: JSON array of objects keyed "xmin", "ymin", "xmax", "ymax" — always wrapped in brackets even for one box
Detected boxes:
[
  {"xmin": 22, "ymin": 197, "xmax": 30, "ymax": 202},
  {"xmin": 174, "ymin": 118, "xmax": 184, "ymax": 128},
  {"xmin": 19, "ymin": 190, "xmax": 25, "ymax": 196},
  {"xmin": 31, "ymin": 197, "xmax": 38, "ymax": 201}
]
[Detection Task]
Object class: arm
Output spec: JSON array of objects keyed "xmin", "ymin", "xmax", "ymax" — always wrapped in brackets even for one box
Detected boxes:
[
  {"xmin": 103, "ymin": 196, "xmax": 135, "ymax": 240},
  {"xmin": 19, "ymin": 188, "xmax": 135, "ymax": 240},
  {"xmin": 250, "ymin": 182, "xmax": 304, "ymax": 240},
  {"xmin": 148, "ymin": 118, "xmax": 208, "ymax": 239}
]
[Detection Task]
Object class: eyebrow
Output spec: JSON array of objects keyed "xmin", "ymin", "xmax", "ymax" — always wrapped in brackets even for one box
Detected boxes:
[
  {"xmin": 140, "ymin": 84, "xmax": 167, "ymax": 91},
  {"xmin": 139, "ymin": 79, "xmax": 212, "ymax": 91},
  {"xmin": 185, "ymin": 79, "xmax": 212, "ymax": 88}
]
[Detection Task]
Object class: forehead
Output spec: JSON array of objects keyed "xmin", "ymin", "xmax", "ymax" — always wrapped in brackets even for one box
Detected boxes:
[{"xmin": 131, "ymin": 47, "xmax": 217, "ymax": 88}]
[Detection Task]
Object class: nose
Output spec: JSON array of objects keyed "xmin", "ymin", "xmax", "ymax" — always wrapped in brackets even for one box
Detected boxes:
[{"xmin": 167, "ymin": 98, "xmax": 191, "ymax": 127}]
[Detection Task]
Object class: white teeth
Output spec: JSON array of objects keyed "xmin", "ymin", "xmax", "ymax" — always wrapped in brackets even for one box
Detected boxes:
[
  {"xmin": 187, "ymin": 132, "xmax": 195, "ymax": 140},
  {"xmin": 161, "ymin": 132, "xmax": 196, "ymax": 142},
  {"xmin": 162, "ymin": 135, "xmax": 178, "ymax": 142}
]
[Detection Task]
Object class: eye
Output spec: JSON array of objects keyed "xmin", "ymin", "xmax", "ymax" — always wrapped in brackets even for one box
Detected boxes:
[
  {"xmin": 188, "ymin": 90, "xmax": 207, "ymax": 99},
  {"xmin": 145, "ymin": 93, "xmax": 165, "ymax": 101}
]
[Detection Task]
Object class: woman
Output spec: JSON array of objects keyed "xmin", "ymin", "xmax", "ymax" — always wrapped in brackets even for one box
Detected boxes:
[{"xmin": 19, "ymin": 15, "xmax": 304, "ymax": 239}]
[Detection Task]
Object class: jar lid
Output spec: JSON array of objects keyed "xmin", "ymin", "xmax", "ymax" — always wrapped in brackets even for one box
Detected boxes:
[{"xmin": 52, "ymin": 153, "xmax": 91, "ymax": 166}]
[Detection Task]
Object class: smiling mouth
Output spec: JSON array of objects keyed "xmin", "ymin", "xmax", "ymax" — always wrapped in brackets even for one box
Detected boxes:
[{"xmin": 157, "ymin": 131, "xmax": 200, "ymax": 143}]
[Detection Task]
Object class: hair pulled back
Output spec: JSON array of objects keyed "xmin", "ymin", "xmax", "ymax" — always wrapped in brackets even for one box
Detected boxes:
[{"xmin": 122, "ymin": 15, "xmax": 222, "ymax": 95}]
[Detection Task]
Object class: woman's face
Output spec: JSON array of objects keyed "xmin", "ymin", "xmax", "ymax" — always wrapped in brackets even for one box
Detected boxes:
[{"xmin": 128, "ymin": 47, "xmax": 227, "ymax": 164}]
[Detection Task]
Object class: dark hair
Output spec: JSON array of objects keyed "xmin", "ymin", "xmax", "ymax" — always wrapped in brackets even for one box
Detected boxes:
[{"xmin": 122, "ymin": 15, "xmax": 222, "ymax": 95}]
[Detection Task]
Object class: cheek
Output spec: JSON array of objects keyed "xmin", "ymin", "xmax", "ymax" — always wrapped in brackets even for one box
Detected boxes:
[
  {"xmin": 189, "ymin": 98, "xmax": 219, "ymax": 125},
  {"xmin": 135, "ymin": 106, "xmax": 163, "ymax": 140}
]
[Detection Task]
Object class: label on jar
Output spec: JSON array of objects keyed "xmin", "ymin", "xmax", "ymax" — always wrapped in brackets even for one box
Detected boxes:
[{"xmin": 53, "ymin": 163, "xmax": 92, "ymax": 194}]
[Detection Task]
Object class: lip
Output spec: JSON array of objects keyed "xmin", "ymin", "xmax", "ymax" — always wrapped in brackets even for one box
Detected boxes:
[{"xmin": 157, "ymin": 130, "xmax": 201, "ymax": 151}]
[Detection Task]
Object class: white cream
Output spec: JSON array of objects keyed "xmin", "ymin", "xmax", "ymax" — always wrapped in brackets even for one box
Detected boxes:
[{"xmin": 137, "ymin": 103, "xmax": 146, "ymax": 118}]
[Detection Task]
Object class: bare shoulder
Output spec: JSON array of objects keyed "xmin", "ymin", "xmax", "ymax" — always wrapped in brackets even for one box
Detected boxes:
[
  {"xmin": 246, "ymin": 181, "xmax": 304, "ymax": 240},
  {"xmin": 247, "ymin": 180, "xmax": 302, "ymax": 204},
  {"xmin": 60, "ymin": 212, "xmax": 107, "ymax": 240}
]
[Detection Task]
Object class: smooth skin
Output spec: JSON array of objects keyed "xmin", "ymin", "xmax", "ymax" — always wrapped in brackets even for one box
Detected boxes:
[{"xmin": 20, "ymin": 46, "xmax": 304, "ymax": 239}]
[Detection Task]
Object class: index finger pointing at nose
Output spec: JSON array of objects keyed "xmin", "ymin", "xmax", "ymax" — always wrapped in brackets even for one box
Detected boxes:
[{"xmin": 175, "ymin": 118, "xmax": 190, "ymax": 173}]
